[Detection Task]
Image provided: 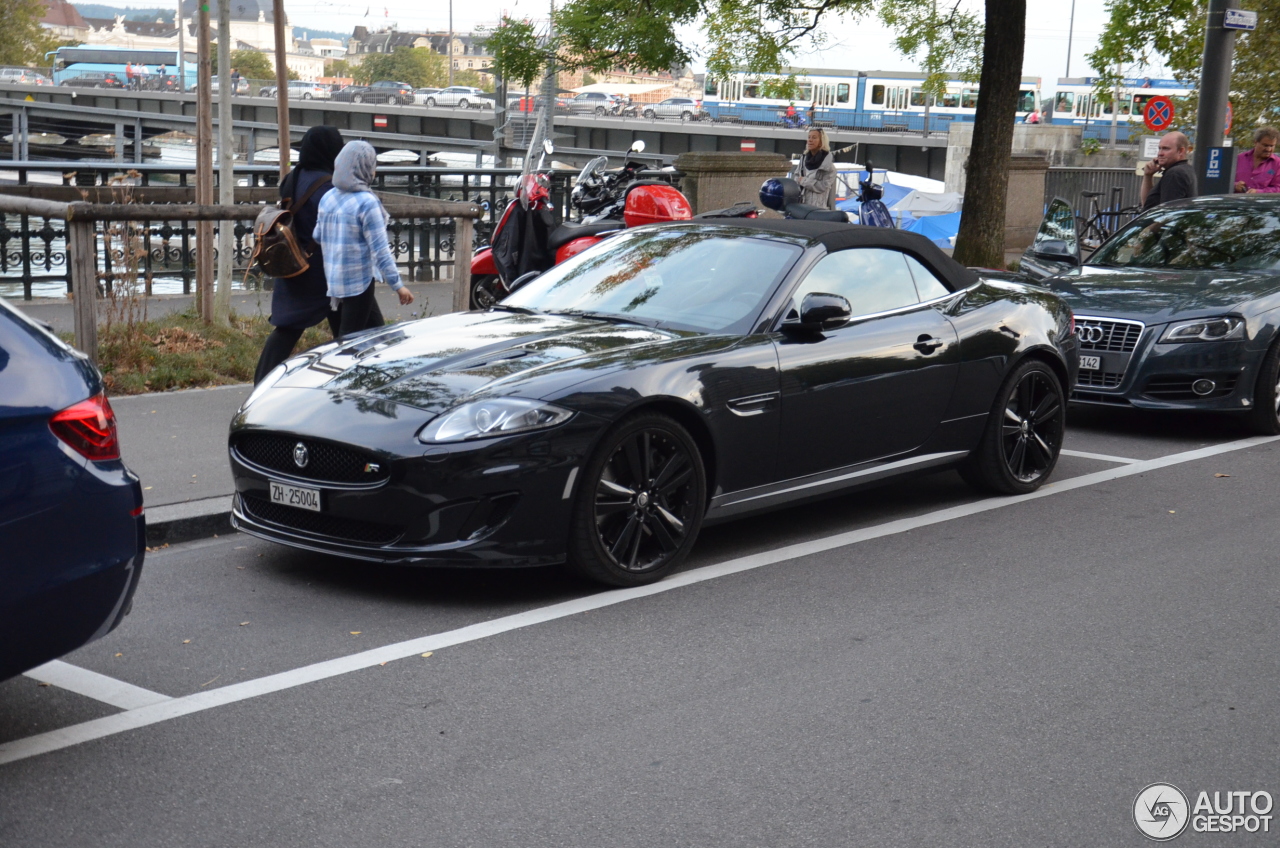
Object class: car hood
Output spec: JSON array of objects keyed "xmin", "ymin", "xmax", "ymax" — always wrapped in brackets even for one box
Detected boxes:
[
  {"xmin": 1044, "ymin": 265, "xmax": 1280, "ymax": 321},
  {"xmin": 271, "ymin": 310, "xmax": 688, "ymax": 414}
]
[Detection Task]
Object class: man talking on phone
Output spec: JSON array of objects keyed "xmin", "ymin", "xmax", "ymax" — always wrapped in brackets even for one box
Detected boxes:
[{"xmin": 1140, "ymin": 131, "xmax": 1196, "ymax": 210}]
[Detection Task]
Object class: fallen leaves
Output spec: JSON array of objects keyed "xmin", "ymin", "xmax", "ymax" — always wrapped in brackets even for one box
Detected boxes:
[
  {"xmin": 421, "ymin": 652, "xmax": 433, "ymax": 658},
  {"xmin": 200, "ymin": 675, "xmax": 220, "ymax": 687},
  {"xmin": 144, "ymin": 542, "xmax": 170, "ymax": 553},
  {"xmin": 1215, "ymin": 473, "xmax": 1231, "ymax": 478},
  {"xmin": 350, "ymin": 631, "xmax": 362, "ymax": 636},
  {"xmin": 239, "ymin": 621, "xmax": 249, "ymax": 626},
  {"xmin": 182, "ymin": 639, "xmax": 191, "ymax": 644}
]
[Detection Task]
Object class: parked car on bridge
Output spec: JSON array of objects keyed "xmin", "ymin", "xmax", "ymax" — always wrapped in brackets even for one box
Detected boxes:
[
  {"xmin": 506, "ymin": 94, "xmax": 571, "ymax": 114},
  {"xmin": 569, "ymin": 91, "xmax": 622, "ymax": 115},
  {"xmin": 332, "ymin": 80, "xmax": 415, "ymax": 105},
  {"xmin": 209, "ymin": 77, "xmax": 250, "ymax": 95},
  {"xmin": 422, "ymin": 86, "xmax": 492, "ymax": 109},
  {"xmin": 1020, "ymin": 194, "xmax": 1280, "ymax": 433},
  {"xmin": 0, "ymin": 297, "xmax": 146, "ymax": 681},
  {"xmin": 60, "ymin": 71, "xmax": 124, "ymax": 89},
  {"xmin": 259, "ymin": 80, "xmax": 332, "ymax": 100},
  {"xmin": 642, "ymin": 97, "xmax": 707, "ymax": 121},
  {"xmin": 413, "ymin": 87, "xmax": 442, "ymax": 101},
  {"xmin": 229, "ymin": 219, "xmax": 1077, "ymax": 587},
  {"xmin": 0, "ymin": 67, "xmax": 52, "ymax": 85}
]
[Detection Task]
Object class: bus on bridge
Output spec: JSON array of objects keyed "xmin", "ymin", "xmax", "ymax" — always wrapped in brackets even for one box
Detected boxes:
[{"xmin": 51, "ymin": 45, "xmax": 197, "ymax": 91}]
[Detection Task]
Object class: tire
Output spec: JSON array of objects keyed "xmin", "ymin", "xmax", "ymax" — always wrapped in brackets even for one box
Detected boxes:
[
  {"xmin": 388, "ymin": 95, "xmax": 400, "ymax": 105},
  {"xmin": 959, "ymin": 357, "xmax": 1065, "ymax": 495},
  {"xmin": 1247, "ymin": 340, "xmax": 1280, "ymax": 434},
  {"xmin": 566, "ymin": 413, "xmax": 707, "ymax": 587},
  {"xmin": 681, "ymin": 110, "xmax": 692, "ymax": 121},
  {"xmin": 469, "ymin": 274, "xmax": 502, "ymax": 310},
  {"xmin": 351, "ymin": 93, "xmax": 363, "ymax": 103},
  {"xmin": 302, "ymin": 92, "xmax": 312, "ymax": 100},
  {"xmin": 426, "ymin": 97, "xmax": 436, "ymax": 107},
  {"xmin": 642, "ymin": 108, "xmax": 655, "ymax": 119},
  {"xmin": 595, "ymin": 105, "xmax": 606, "ymax": 115},
  {"xmin": 458, "ymin": 98, "xmax": 469, "ymax": 109}
]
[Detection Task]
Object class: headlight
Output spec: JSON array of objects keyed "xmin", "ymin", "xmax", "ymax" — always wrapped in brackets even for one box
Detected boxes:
[
  {"xmin": 241, "ymin": 363, "xmax": 287, "ymax": 410},
  {"xmin": 417, "ymin": 398, "xmax": 574, "ymax": 443},
  {"xmin": 1159, "ymin": 316, "xmax": 1245, "ymax": 343}
]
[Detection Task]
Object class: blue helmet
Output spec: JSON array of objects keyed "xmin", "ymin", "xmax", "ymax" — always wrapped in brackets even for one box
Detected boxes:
[{"xmin": 759, "ymin": 177, "xmax": 800, "ymax": 211}]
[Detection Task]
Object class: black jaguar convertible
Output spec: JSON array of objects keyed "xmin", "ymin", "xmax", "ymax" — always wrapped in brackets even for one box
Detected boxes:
[
  {"xmin": 1020, "ymin": 194, "xmax": 1280, "ymax": 433},
  {"xmin": 229, "ymin": 220, "xmax": 1077, "ymax": 586}
]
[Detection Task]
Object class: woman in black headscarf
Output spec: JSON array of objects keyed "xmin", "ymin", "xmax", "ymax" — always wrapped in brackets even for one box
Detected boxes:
[{"xmin": 252, "ymin": 125, "xmax": 345, "ymax": 383}]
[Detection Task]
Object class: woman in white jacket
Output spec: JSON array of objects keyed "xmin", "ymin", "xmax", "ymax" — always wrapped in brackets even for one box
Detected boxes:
[{"xmin": 792, "ymin": 128, "xmax": 837, "ymax": 209}]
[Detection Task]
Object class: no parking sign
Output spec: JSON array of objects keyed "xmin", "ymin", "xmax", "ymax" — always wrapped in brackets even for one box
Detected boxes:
[{"xmin": 1143, "ymin": 96, "xmax": 1175, "ymax": 132}]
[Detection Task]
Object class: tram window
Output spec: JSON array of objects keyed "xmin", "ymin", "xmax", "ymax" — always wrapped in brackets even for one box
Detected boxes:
[
  {"xmin": 1055, "ymin": 92, "xmax": 1074, "ymax": 113},
  {"xmin": 941, "ymin": 91, "xmax": 960, "ymax": 108},
  {"xmin": 837, "ymin": 83, "xmax": 849, "ymax": 103},
  {"xmin": 705, "ymin": 77, "xmax": 717, "ymax": 96},
  {"xmin": 961, "ymin": 89, "xmax": 979, "ymax": 109},
  {"xmin": 743, "ymin": 83, "xmax": 760, "ymax": 99},
  {"xmin": 910, "ymin": 88, "xmax": 926, "ymax": 107},
  {"xmin": 1132, "ymin": 93, "xmax": 1154, "ymax": 116},
  {"xmin": 1016, "ymin": 90, "xmax": 1035, "ymax": 112},
  {"xmin": 871, "ymin": 85, "xmax": 885, "ymax": 105},
  {"xmin": 799, "ymin": 84, "xmax": 812, "ymax": 101}
]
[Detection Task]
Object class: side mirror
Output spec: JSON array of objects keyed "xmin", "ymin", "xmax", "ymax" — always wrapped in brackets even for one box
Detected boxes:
[
  {"xmin": 542, "ymin": 139, "xmax": 554, "ymax": 156},
  {"xmin": 1032, "ymin": 239, "xmax": 1079, "ymax": 265},
  {"xmin": 507, "ymin": 270, "xmax": 541, "ymax": 294},
  {"xmin": 629, "ymin": 140, "xmax": 646, "ymax": 154},
  {"xmin": 783, "ymin": 292, "xmax": 852, "ymax": 333}
]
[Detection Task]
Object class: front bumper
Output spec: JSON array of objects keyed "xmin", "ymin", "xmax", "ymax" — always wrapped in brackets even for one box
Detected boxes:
[{"xmin": 228, "ymin": 415, "xmax": 604, "ymax": 568}]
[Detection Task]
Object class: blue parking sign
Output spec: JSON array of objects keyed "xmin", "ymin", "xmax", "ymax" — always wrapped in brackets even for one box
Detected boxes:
[{"xmin": 1207, "ymin": 148, "xmax": 1222, "ymax": 179}]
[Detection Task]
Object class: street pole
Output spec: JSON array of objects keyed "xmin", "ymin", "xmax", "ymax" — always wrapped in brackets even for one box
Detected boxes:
[
  {"xmin": 215, "ymin": 0, "xmax": 233, "ymax": 324},
  {"xmin": 273, "ymin": 0, "xmax": 291, "ymax": 181},
  {"xmin": 448, "ymin": 0, "xmax": 454, "ymax": 87},
  {"xmin": 195, "ymin": 0, "xmax": 214, "ymax": 322},
  {"xmin": 177, "ymin": 0, "xmax": 186, "ymax": 90},
  {"xmin": 1065, "ymin": 0, "xmax": 1076, "ymax": 78},
  {"xmin": 1194, "ymin": 0, "xmax": 1238, "ymax": 181},
  {"xmin": 1109, "ymin": 73, "xmax": 1120, "ymax": 147}
]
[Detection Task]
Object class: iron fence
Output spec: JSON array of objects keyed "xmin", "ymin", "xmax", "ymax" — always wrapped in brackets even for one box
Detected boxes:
[{"xmin": 1045, "ymin": 166, "xmax": 1144, "ymax": 217}]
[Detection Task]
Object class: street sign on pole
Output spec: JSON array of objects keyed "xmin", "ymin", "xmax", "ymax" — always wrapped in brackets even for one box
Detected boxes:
[
  {"xmin": 1143, "ymin": 96, "xmax": 1175, "ymax": 132},
  {"xmin": 1224, "ymin": 9, "xmax": 1257, "ymax": 29},
  {"xmin": 1202, "ymin": 146, "xmax": 1237, "ymax": 195}
]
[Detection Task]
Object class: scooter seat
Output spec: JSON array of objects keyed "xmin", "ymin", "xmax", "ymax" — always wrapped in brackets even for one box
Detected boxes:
[
  {"xmin": 785, "ymin": 204, "xmax": 849, "ymax": 223},
  {"xmin": 547, "ymin": 219, "xmax": 625, "ymax": 252}
]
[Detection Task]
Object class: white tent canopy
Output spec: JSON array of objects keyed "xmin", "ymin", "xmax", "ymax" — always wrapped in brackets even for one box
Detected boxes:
[
  {"xmin": 570, "ymin": 82, "xmax": 671, "ymax": 95},
  {"xmin": 888, "ymin": 190, "xmax": 963, "ymax": 216}
]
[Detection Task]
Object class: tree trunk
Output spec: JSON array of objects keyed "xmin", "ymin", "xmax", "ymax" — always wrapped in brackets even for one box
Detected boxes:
[{"xmin": 951, "ymin": 0, "xmax": 1027, "ymax": 268}]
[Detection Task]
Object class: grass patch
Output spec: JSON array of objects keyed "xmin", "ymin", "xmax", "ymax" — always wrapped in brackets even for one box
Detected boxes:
[{"xmin": 64, "ymin": 309, "xmax": 334, "ymax": 395}]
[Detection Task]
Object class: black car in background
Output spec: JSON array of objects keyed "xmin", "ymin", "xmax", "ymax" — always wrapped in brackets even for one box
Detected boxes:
[
  {"xmin": 230, "ymin": 220, "xmax": 1077, "ymax": 587},
  {"xmin": 0, "ymin": 298, "xmax": 145, "ymax": 680},
  {"xmin": 332, "ymin": 80, "xmax": 415, "ymax": 105},
  {"xmin": 61, "ymin": 72, "xmax": 124, "ymax": 89},
  {"xmin": 1021, "ymin": 195, "xmax": 1280, "ymax": 432}
]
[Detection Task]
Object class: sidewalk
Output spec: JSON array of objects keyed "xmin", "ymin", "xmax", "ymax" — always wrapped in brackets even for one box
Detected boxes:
[{"xmin": 9, "ymin": 279, "xmax": 459, "ymax": 545}]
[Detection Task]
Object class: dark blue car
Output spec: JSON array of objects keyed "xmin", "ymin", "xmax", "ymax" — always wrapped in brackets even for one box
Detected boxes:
[{"xmin": 0, "ymin": 298, "xmax": 145, "ymax": 680}]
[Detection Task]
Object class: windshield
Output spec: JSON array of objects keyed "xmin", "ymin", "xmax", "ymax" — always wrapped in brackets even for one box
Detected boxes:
[
  {"xmin": 1091, "ymin": 205, "xmax": 1280, "ymax": 271},
  {"xmin": 577, "ymin": 156, "xmax": 608, "ymax": 184},
  {"xmin": 502, "ymin": 227, "xmax": 803, "ymax": 334}
]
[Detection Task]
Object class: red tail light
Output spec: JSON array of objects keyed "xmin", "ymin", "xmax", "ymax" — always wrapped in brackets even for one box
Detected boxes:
[{"xmin": 50, "ymin": 393, "xmax": 120, "ymax": 461}]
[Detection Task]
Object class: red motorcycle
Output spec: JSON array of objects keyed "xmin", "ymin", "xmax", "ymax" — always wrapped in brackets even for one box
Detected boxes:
[{"xmin": 469, "ymin": 141, "xmax": 695, "ymax": 308}]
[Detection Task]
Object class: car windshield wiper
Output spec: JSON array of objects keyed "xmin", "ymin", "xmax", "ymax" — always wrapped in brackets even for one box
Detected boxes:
[
  {"xmin": 489, "ymin": 304, "xmax": 537, "ymax": 314},
  {"xmin": 543, "ymin": 308, "xmax": 657, "ymax": 327}
]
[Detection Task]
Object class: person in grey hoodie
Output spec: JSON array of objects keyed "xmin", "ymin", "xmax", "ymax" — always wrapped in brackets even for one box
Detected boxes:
[
  {"xmin": 313, "ymin": 140, "xmax": 414, "ymax": 339},
  {"xmin": 792, "ymin": 128, "xmax": 837, "ymax": 209}
]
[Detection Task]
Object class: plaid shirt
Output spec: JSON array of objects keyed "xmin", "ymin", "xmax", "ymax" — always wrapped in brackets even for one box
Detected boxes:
[{"xmin": 313, "ymin": 189, "xmax": 403, "ymax": 297}]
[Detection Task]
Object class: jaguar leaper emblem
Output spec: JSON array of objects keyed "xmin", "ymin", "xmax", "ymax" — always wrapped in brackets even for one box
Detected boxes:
[{"xmin": 293, "ymin": 442, "xmax": 309, "ymax": 469}]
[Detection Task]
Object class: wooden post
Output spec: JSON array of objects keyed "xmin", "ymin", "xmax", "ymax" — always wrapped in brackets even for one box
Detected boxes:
[
  {"xmin": 272, "ymin": 0, "xmax": 290, "ymax": 181},
  {"xmin": 195, "ymin": 1, "xmax": 214, "ymax": 321},
  {"xmin": 67, "ymin": 220, "xmax": 98, "ymax": 364},
  {"xmin": 452, "ymin": 216, "xmax": 473, "ymax": 312},
  {"xmin": 214, "ymin": 0, "xmax": 233, "ymax": 325}
]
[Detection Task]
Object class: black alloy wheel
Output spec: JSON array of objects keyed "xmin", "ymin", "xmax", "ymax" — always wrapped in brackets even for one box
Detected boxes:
[
  {"xmin": 1247, "ymin": 340, "xmax": 1280, "ymax": 434},
  {"xmin": 469, "ymin": 274, "xmax": 503, "ymax": 310},
  {"xmin": 567, "ymin": 413, "xmax": 707, "ymax": 587},
  {"xmin": 960, "ymin": 358, "xmax": 1065, "ymax": 494},
  {"xmin": 643, "ymin": 108, "xmax": 655, "ymax": 119}
]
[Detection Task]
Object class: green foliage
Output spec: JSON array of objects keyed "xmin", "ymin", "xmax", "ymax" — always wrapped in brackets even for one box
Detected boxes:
[
  {"xmin": 354, "ymin": 47, "xmax": 448, "ymax": 88},
  {"xmin": 0, "ymin": 0, "xmax": 65, "ymax": 67},
  {"xmin": 581, "ymin": 72, "xmax": 597, "ymax": 85},
  {"xmin": 484, "ymin": 17, "xmax": 545, "ymax": 89},
  {"xmin": 760, "ymin": 74, "xmax": 802, "ymax": 100},
  {"xmin": 325, "ymin": 58, "xmax": 354, "ymax": 78},
  {"xmin": 452, "ymin": 69, "xmax": 494, "ymax": 92},
  {"xmin": 212, "ymin": 49, "xmax": 275, "ymax": 81},
  {"xmin": 1081, "ymin": 137, "xmax": 1102, "ymax": 155}
]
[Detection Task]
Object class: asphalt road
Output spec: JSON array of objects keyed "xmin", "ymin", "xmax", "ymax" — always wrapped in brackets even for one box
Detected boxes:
[{"xmin": 2, "ymin": 408, "xmax": 1278, "ymax": 846}]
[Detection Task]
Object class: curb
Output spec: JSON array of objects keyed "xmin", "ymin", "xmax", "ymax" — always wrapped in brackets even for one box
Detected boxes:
[{"xmin": 145, "ymin": 495, "xmax": 235, "ymax": 547}]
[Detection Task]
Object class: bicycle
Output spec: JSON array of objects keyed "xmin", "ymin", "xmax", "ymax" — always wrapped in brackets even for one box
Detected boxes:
[{"xmin": 1077, "ymin": 187, "xmax": 1140, "ymax": 251}]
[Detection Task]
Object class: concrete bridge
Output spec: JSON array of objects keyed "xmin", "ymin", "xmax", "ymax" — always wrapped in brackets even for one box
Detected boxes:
[{"xmin": 0, "ymin": 83, "xmax": 947, "ymax": 179}]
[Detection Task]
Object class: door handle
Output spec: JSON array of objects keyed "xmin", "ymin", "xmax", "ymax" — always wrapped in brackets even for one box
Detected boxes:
[{"xmin": 913, "ymin": 334, "xmax": 945, "ymax": 354}]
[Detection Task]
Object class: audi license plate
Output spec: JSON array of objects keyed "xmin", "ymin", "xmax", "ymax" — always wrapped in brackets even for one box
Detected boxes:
[
  {"xmin": 1079, "ymin": 355, "xmax": 1102, "ymax": 371},
  {"xmin": 270, "ymin": 480, "xmax": 321, "ymax": 512}
]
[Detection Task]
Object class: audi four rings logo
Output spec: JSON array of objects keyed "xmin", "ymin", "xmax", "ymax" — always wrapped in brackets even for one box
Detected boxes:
[
  {"xmin": 293, "ymin": 442, "xmax": 309, "ymax": 469},
  {"xmin": 1078, "ymin": 324, "xmax": 1107, "ymax": 344}
]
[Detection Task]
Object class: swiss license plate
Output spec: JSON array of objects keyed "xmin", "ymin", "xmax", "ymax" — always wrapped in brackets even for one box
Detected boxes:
[
  {"xmin": 270, "ymin": 480, "xmax": 321, "ymax": 512},
  {"xmin": 1079, "ymin": 355, "xmax": 1102, "ymax": 371}
]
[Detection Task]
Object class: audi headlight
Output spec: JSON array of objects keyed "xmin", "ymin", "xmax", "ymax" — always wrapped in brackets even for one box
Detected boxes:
[
  {"xmin": 417, "ymin": 398, "xmax": 574, "ymax": 443},
  {"xmin": 1159, "ymin": 316, "xmax": 1245, "ymax": 343}
]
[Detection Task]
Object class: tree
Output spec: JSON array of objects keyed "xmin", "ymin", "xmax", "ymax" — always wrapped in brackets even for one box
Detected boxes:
[
  {"xmin": 453, "ymin": 69, "xmax": 495, "ymax": 92},
  {"xmin": 325, "ymin": 58, "xmax": 354, "ymax": 79},
  {"xmin": 0, "ymin": 0, "xmax": 64, "ymax": 67},
  {"xmin": 488, "ymin": 0, "xmax": 1024, "ymax": 267},
  {"xmin": 355, "ymin": 47, "xmax": 448, "ymax": 88},
  {"xmin": 211, "ymin": 49, "xmax": 274, "ymax": 81}
]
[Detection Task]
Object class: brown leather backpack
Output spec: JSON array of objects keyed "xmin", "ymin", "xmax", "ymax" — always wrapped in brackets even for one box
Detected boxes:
[{"xmin": 248, "ymin": 175, "xmax": 331, "ymax": 279}]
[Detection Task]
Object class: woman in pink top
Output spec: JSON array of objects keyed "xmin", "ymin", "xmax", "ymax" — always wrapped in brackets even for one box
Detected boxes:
[{"xmin": 1234, "ymin": 126, "xmax": 1280, "ymax": 193}]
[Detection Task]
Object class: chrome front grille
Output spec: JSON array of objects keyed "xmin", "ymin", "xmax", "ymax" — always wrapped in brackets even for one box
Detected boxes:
[
  {"xmin": 1076, "ymin": 316, "xmax": 1144, "ymax": 352},
  {"xmin": 1077, "ymin": 370, "xmax": 1124, "ymax": 389}
]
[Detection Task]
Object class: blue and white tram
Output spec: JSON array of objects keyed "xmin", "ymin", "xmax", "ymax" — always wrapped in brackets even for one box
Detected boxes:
[
  {"xmin": 1047, "ymin": 77, "xmax": 1192, "ymax": 133},
  {"xmin": 702, "ymin": 68, "xmax": 1042, "ymax": 131}
]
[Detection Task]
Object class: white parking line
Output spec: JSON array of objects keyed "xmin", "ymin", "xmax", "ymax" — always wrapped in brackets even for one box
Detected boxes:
[
  {"xmin": 2, "ymin": 434, "xmax": 1275, "ymax": 767},
  {"xmin": 23, "ymin": 661, "xmax": 172, "ymax": 711},
  {"xmin": 1060, "ymin": 449, "xmax": 1141, "ymax": 464}
]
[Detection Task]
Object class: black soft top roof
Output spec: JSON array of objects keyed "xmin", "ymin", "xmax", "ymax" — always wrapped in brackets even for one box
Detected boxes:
[{"xmin": 707, "ymin": 218, "xmax": 979, "ymax": 292}]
